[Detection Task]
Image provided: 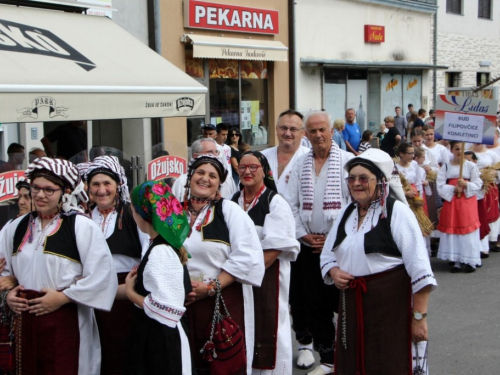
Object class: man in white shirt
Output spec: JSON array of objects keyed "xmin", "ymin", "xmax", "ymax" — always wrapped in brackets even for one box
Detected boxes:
[
  {"xmin": 285, "ymin": 111, "xmax": 353, "ymax": 375},
  {"xmin": 172, "ymin": 138, "xmax": 237, "ymax": 199},
  {"xmin": 215, "ymin": 123, "xmax": 232, "ymax": 172},
  {"xmin": 262, "ymin": 109, "xmax": 310, "ymax": 195}
]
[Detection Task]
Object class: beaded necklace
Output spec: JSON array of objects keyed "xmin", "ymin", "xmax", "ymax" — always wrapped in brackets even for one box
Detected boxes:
[
  {"xmin": 38, "ymin": 211, "xmax": 59, "ymax": 220},
  {"xmin": 188, "ymin": 203, "xmax": 212, "ymax": 232},
  {"xmin": 190, "ymin": 196, "xmax": 214, "ymax": 204},
  {"xmin": 98, "ymin": 206, "xmax": 116, "ymax": 215},
  {"xmin": 242, "ymin": 185, "xmax": 266, "ymax": 212}
]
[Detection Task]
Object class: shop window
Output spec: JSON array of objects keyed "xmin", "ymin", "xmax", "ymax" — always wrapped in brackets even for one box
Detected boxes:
[
  {"xmin": 185, "ymin": 51, "xmax": 269, "ymax": 147},
  {"xmin": 445, "ymin": 72, "xmax": 461, "ymax": 88},
  {"xmin": 478, "ymin": 0, "xmax": 492, "ymax": 19},
  {"xmin": 476, "ymin": 72, "xmax": 490, "ymax": 86},
  {"xmin": 446, "ymin": 0, "xmax": 462, "ymax": 14}
]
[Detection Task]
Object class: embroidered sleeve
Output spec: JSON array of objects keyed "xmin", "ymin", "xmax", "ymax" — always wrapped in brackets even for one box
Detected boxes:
[
  {"xmin": 464, "ymin": 162, "xmax": 483, "ymax": 198},
  {"xmin": 143, "ymin": 244, "xmax": 186, "ymax": 328},
  {"xmin": 390, "ymin": 201, "xmax": 437, "ymax": 293},
  {"xmin": 436, "ymin": 164, "xmax": 455, "ymax": 202}
]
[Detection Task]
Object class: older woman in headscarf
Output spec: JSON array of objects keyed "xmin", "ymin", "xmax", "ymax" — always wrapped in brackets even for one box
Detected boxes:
[
  {"xmin": 84, "ymin": 155, "xmax": 149, "ymax": 374},
  {"xmin": 232, "ymin": 151, "xmax": 299, "ymax": 374},
  {"xmin": 0, "ymin": 157, "xmax": 117, "ymax": 374},
  {"xmin": 182, "ymin": 154, "xmax": 265, "ymax": 375},
  {"xmin": 123, "ymin": 180, "xmax": 192, "ymax": 375},
  {"xmin": 320, "ymin": 149, "xmax": 436, "ymax": 375}
]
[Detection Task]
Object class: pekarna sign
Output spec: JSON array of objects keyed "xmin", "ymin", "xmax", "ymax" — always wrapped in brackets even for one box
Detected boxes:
[
  {"xmin": 184, "ymin": 0, "xmax": 279, "ymax": 35},
  {"xmin": 364, "ymin": 25, "xmax": 385, "ymax": 43}
]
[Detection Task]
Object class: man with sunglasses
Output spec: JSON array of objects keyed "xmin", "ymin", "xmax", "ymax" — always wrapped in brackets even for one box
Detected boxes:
[
  {"xmin": 285, "ymin": 111, "xmax": 354, "ymax": 375},
  {"xmin": 171, "ymin": 138, "xmax": 237, "ymax": 200},
  {"xmin": 262, "ymin": 109, "xmax": 310, "ymax": 195}
]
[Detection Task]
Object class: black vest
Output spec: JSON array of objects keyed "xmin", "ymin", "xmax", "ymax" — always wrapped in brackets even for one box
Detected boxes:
[
  {"xmin": 200, "ymin": 199, "xmax": 230, "ymax": 246},
  {"xmin": 231, "ymin": 189, "xmax": 277, "ymax": 226},
  {"xmin": 105, "ymin": 202, "xmax": 142, "ymax": 259},
  {"xmin": 332, "ymin": 197, "xmax": 401, "ymax": 258},
  {"xmin": 13, "ymin": 213, "xmax": 81, "ymax": 263}
]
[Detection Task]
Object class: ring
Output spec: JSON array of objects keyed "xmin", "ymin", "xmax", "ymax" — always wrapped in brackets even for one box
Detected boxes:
[{"xmin": 337, "ymin": 283, "xmax": 341, "ymax": 288}]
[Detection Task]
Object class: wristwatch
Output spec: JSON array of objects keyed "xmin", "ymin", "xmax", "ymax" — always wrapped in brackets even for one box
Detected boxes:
[{"xmin": 412, "ymin": 310, "xmax": 427, "ymax": 321}]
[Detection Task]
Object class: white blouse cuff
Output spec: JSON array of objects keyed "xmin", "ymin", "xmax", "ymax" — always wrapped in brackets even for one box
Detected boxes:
[{"xmin": 143, "ymin": 294, "xmax": 186, "ymax": 328}]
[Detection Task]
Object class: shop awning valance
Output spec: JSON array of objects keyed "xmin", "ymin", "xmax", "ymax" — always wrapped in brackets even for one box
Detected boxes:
[
  {"xmin": 0, "ymin": 4, "xmax": 207, "ymax": 123},
  {"xmin": 182, "ymin": 34, "xmax": 288, "ymax": 62},
  {"xmin": 300, "ymin": 58, "xmax": 448, "ymax": 70}
]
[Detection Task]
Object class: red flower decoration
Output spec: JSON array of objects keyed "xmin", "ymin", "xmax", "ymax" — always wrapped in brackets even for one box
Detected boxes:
[{"xmin": 156, "ymin": 197, "xmax": 173, "ymax": 221}]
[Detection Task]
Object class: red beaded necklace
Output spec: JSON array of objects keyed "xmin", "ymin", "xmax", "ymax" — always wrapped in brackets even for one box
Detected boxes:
[
  {"xmin": 98, "ymin": 206, "xmax": 116, "ymax": 215},
  {"xmin": 38, "ymin": 211, "xmax": 59, "ymax": 220}
]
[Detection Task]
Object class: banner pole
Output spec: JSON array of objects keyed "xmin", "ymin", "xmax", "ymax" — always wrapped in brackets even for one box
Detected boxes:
[{"xmin": 457, "ymin": 141, "xmax": 465, "ymax": 198}]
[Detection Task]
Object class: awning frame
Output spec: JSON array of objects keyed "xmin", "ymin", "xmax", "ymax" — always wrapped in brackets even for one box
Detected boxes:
[{"xmin": 300, "ymin": 58, "xmax": 448, "ymax": 70}]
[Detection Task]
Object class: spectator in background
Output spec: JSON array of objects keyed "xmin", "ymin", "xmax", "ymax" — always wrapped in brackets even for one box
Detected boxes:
[
  {"xmin": 227, "ymin": 126, "xmax": 243, "ymax": 185},
  {"xmin": 380, "ymin": 116, "xmax": 401, "ymax": 157},
  {"xmin": 413, "ymin": 109, "xmax": 427, "ymax": 130},
  {"xmin": 406, "ymin": 103, "xmax": 414, "ymax": 122},
  {"xmin": 216, "ymin": 123, "xmax": 232, "ymax": 171},
  {"xmin": 332, "ymin": 118, "xmax": 347, "ymax": 151},
  {"xmin": 0, "ymin": 143, "xmax": 25, "ymax": 173},
  {"xmin": 394, "ymin": 106, "xmax": 408, "ymax": 139},
  {"xmin": 425, "ymin": 109, "xmax": 435, "ymax": 127},
  {"xmin": 358, "ymin": 130, "xmax": 373, "ymax": 153},
  {"xmin": 342, "ymin": 108, "xmax": 361, "ymax": 155},
  {"xmin": 408, "ymin": 111, "xmax": 419, "ymax": 132},
  {"xmin": 377, "ymin": 123, "xmax": 389, "ymax": 144},
  {"xmin": 41, "ymin": 121, "xmax": 87, "ymax": 162},
  {"xmin": 28, "ymin": 148, "xmax": 46, "ymax": 163},
  {"xmin": 89, "ymin": 146, "xmax": 106, "ymax": 161}
]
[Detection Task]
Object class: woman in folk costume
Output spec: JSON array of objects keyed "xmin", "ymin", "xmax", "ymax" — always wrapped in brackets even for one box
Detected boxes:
[
  {"xmin": 84, "ymin": 155, "xmax": 149, "ymax": 374},
  {"xmin": 320, "ymin": 149, "xmax": 436, "ymax": 375},
  {"xmin": 232, "ymin": 151, "xmax": 299, "ymax": 374},
  {"xmin": 123, "ymin": 181, "xmax": 192, "ymax": 375},
  {"xmin": 423, "ymin": 126, "xmax": 450, "ymax": 167},
  {"xmin": 1, "ymin": 157, "xmax": 117, "ymax": 374},
  {"xmin": 437, "ymin": 141, "xmax": 483, "ymax": 273},
  {"xmin": 182, "ymin": 154, "xmax": 265, "ymax": 375},
  {"xmin": 467, "ymin": 143, "xmax": 500, "ymax": 257}
]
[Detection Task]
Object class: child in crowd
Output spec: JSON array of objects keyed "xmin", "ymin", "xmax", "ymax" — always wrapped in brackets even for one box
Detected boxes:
[
  {"xmin": 358, "ymin": 130, "xmax": 373, "ymax": 153},
  {"xmin": 437, "ymin": 141, "xmax": 483, "ymax": 273}
]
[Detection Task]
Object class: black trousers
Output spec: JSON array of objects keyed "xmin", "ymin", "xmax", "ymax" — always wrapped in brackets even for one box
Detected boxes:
[{"xmin": 289, "ymin": 243, "xmax": 340, "ymax": 364}]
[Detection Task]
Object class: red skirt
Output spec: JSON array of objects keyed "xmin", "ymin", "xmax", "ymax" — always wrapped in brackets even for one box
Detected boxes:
[
  {"xmin": 484, "ymin": 184, "xmax": 500, "ymax": 223},
  {"xmin": 15, "ymin": 290, "xmax": 80, "ymax": 375},
  {"xmin": 437, "ymin": 179, "xmax": 480, "ymax": 235}
]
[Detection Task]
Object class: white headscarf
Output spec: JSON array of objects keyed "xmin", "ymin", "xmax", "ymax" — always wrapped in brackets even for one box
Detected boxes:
[{"xmin": 85, "ymin": 156, "xmax": 130, "ymax": 203}]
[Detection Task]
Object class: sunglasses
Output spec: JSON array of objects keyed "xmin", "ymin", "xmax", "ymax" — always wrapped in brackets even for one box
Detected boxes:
[{"xmin": 231, "ymin": 133, "xmax": 241, "ymax": 137}]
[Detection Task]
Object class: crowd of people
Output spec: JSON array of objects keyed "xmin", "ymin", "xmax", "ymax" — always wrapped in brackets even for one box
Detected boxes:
[{"xmin": 0, "ymin": 104, "xmax": 498, "ymax": 375}]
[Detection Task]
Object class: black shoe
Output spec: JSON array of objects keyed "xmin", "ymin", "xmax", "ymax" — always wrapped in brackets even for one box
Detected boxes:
[
  {"xmin": 448, "ymin": 261, "xmax": 455, "ymax": 266},
  {"xmin": 430, "ymin": 251, "xmax": 437, "ymax": 258},
  {"xmin": 450, "ymin": 266, "xmax": 461, "ymax": 273},
  {"xmin": 464, "ymin": 265, "xmax": 476, "ymax": 273},
  {"xmin": 476, "ymin": 264, "xmax": 482, "ymax": 268},
  {"xmin": 491, "ymin": 247, "xmax": 500, "ymax": 253},
  {"xmin": 481, "ymin": 252, "xmax": 490, "ymax": 259}
]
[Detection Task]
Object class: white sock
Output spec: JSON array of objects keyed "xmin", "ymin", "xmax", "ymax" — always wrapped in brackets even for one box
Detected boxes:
[{"xmin": 298, "ymin": 343, "xmax": 313, "ymax": 351}]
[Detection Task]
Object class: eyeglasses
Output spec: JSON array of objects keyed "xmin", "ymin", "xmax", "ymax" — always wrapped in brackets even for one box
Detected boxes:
[
  {"xmin": 231, "ymin": 133, "xmax": 240, "ymax": 137},
  {"xmin": 238, "ymin": 164, "xmax": 262, "ymax": 173},
  {"xmin": 201, "ymin": 150, "xmax": 220, "ymax": 156},
  {"xmin": 277, "ymin": 125, "xmax": 303, "ymax": 134},
  {"xmin": 31, "ymin": 185, "xmax": 62, "ymax": 196},
  {"xmin": 345, "ymin": 176, "xmax": 377, "ymax": 185}
]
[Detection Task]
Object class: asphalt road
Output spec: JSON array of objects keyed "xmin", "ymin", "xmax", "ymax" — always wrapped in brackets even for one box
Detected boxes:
[{"xmin": 291, "ymin": 251, "xmax": 500, "ymax": 375}]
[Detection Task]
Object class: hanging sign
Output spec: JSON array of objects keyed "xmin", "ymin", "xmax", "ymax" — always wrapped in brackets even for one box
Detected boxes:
[
  {"xmin": 0, "ymin": 170, "xmax": 26, "ymax": 203},
  {"xmin": 147, "ymin": 156, "xmax": 187, "ymax": 181}
]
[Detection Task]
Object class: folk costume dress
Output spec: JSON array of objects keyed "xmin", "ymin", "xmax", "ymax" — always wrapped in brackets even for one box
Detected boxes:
[
  {"xmin": 85, "ymin": 156, "xmax": 149, "ymax": 374},
  {"xmin": 320, "ymin": 199, "xmax": 436, "ymax": 375},
  {"xmin": 437, "ymin": 161, "xmax": 483, "ymax": 266},
  {"xmin": 126, "ymin": 181, "xmax": 192, "ymax": 375},
  {"xmin": 183, "ymin": 199, "xmax": 265, "ymax": 375},
  {"xmin": 261, "ymin": 145, "xmax": 310, "ymax": 195},
  {"xmin": 1, "ymin": 212, "xmax": 117, "ymax": 375},
  {"xmin": 232, "ymin": 151, "xmax": 300, "ymax": 374}
]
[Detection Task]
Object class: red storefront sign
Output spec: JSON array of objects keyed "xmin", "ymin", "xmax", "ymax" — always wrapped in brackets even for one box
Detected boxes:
[
  {"xmin": 0, "ymin": 170, "xmax": 26, "ymax": 203},
  {"xmin": 184, "ymin": 0, "xmax": 279, "ymax": 35},
  {"xmin": 147, "ymin": 156, "xmax": 187, "ymax": 181},
  {"xmin": 364, "ymin": 25, "xmax": 385, "ymax": 43}
]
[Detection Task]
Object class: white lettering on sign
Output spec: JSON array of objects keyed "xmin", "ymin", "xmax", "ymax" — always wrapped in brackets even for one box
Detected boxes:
[
  {"xmin": 193, "ymin": 5, "xmax": 275, "ymax": 30},
  {"xmin": 443, "ymin": 112, "xmax": 485, "ymax": 143},
  {"xmin": 149, "ymin": 158, "xmax": 186, "ymax": 180}
]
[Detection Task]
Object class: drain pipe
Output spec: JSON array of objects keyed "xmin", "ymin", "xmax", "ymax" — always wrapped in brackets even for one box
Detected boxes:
[{"xmin": 432, "ymin": 10, "xmax": 438, "ymax": 108}]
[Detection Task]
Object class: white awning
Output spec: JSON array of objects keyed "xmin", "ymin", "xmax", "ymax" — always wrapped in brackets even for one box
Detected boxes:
[
  {"xmin": 181, "ymin": 34, "xmax": 288, "ymax": 61},
  {"xmin": 0, "ymin": 4, "xmax": 207, "ymax": 123}
]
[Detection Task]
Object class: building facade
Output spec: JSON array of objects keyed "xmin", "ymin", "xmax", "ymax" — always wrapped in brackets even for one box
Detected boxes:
[{"xmin": 293, "ymin": 0, "xmax": 440, "ymax": 132}]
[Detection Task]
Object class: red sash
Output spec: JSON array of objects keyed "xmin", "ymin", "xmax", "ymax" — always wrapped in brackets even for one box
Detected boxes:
[
  {"xmin": 15, "ymin": 290, "xmax": 80, "ymax": 375},
  {"xmin": 437, "ymin": 178, "xmax": 480, "ymax": 235},
  {"xmin": 484, "ymin": 184, "xmax": 500, "ymax": 223}
]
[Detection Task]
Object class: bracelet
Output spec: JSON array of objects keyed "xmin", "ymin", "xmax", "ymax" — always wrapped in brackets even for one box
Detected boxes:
[{"xmin": 206, "ymin": 281, "xmax": 216, "ymax": 297}]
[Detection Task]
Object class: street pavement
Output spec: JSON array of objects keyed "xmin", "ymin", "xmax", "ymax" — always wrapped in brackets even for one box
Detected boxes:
[{"xmin": 291, "ymin": 251, "xmax": 500, "ymax": 375}]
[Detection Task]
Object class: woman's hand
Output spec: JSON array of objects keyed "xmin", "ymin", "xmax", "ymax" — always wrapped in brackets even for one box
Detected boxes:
[
  {"xmin": 411, "ymin": 318, "xmax": 428, "ymax": 342},
  {"xmin": 301, "ymin": 234, "xmax": 326, "ymax": 253},
  {"xmin": 125, "ymin": 269, "xmax": 138, "ymax": 295},
  {"xmin": 454, "ymin": 185, "xmax": 463, "ymax": 194},
  {"xmin": 185, "ymin": 281, "xmax": 209, "ymax": 306},
  {"xmin": 0, "ymin": 258, "xmax": 6, "ymax": 274},
  {"xmin": 329, "ymin": 266, "xmax": 354, "ymax": 290},
  {"xmin": 7, "ymin": 285, "xmax": 28, "ymax": 314},
  {"xmin": 405, "ymin": 189, "xmax": 416, "ymax": 199},
  {"xmin": 457, "ymin": 178, "xmax": 468, "ymax": 188},
  {"xmin": 423, "ymin": 165, "xmax": 431, "ymax": 173},
  {"xmin": 0, "ymin": 276, "xmax": 18, "ymax": 291},
  {"xmin": 27, "ymin": 288, "xmax": 70, "ymax": 316}
]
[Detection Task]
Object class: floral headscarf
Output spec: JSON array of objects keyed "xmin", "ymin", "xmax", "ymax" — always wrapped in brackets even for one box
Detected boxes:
[
  {"xmin": 131, "ymin": 181, "xmax": 189, "ymax": 250},
  {"xmin": 240, "ymin": 150, "xmax": 277, "ymax": 192}
]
